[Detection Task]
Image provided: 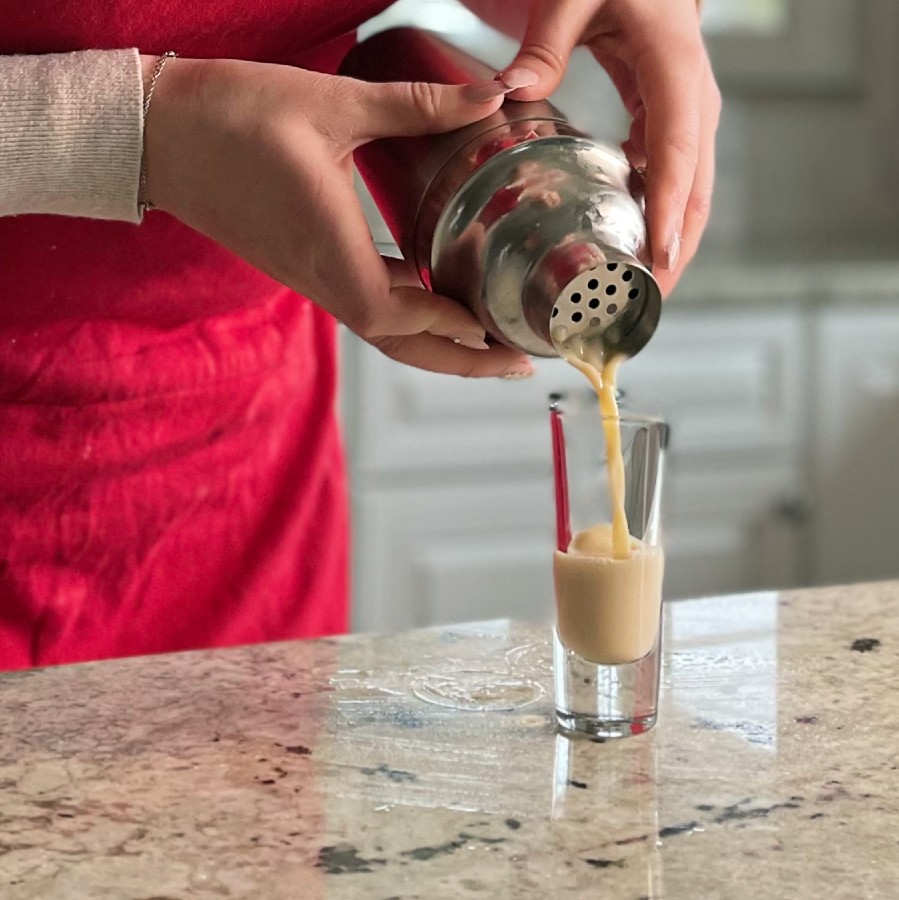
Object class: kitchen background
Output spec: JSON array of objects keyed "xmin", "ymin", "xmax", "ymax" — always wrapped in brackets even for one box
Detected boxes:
[{"xmin": 342, "ymin": 0, "xmax": 899, "ymax": 632}]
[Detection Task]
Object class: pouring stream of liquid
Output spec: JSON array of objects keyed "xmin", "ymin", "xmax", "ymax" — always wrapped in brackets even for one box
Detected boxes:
[{"xmin": 557, "ymin": 335, "xmax": 631, "ymax": 560}]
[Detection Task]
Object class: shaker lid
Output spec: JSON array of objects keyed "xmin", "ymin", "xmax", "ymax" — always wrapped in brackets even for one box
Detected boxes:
[{"xmin": 549, "ymin": 255, "xmax": 661, "ymax": 359}]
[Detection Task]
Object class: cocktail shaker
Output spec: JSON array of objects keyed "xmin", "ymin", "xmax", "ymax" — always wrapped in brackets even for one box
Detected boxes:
[{"xmin": 340, "ymin": 28, "xmax": 661, "ymax": 359}]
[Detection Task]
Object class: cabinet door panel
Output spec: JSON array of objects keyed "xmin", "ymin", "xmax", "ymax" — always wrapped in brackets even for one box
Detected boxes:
[
  {"xmin": 813, "ymin": 310, "xmax": 899, "ymax": 584},
  {"xmin": 622, "ymin": 309, "xmax": 804, "ymax": 460},
  {"xmin": 664, "ymin": 516, "xmax": 804, "ymax": 600},
  {"xmin": 352, "ymin": 481, "xmax": 554, "ymax": 633},
  {"xmin": 664, "ymin": 463, "xmax": 807, "ymax": 599},
  {"xmin": 344, "ymin": 334, "xmax": 583, "ymax": 475}
]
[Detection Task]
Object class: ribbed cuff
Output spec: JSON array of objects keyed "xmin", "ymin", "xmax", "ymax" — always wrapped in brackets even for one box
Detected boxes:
[{"xmin": 0, "ymin": 49, "xmax": 144, "ymax": 223}]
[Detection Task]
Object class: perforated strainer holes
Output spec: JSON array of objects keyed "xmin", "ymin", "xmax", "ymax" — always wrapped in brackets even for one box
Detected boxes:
[{"xmin": 551, "ymin": 262, "xmax": 647, "ymax": 344}]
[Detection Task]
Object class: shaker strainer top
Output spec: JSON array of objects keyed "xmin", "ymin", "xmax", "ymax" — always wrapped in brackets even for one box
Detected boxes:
[{"xmin": 550, "ymin": 260, "xmax": 660, "ymax": 357}]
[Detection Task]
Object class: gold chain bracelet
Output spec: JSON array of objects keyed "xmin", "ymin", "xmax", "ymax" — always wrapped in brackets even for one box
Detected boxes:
[{"xmin": 138, "ymin": 50, "xmax": 177, "ymax": 217}]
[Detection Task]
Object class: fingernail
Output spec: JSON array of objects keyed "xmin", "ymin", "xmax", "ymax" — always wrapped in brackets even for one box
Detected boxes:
[
  {"xmin": 664, "ymin": 231, "xmax": 681, "ymax": 272},
  {"xmin": 453, "ymin": 334, "xmax": 490, "ymax": 350},
  {"xmin": 497, "ymin": 67, "xmax": 540, "ymax": 90},
  {"xmin": 502, "ymin": 363, "xmax": 536, "ymax": 379},
  {"xmin": 462, "ymin": 79, "xmax": 510, "ymax": 103}
]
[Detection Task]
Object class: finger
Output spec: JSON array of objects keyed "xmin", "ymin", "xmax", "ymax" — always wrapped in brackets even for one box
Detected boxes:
[
  {"xmin": 622, "ymin": 102, "xmax": 647, "ymax": 170},
  {"xmin": 378, "ymin": 285, "xmax": 491, "ymax": 350},
  {"xmin": 594, "ymin": 53, "xmax": 646, "ymax": 165},
  {"xmin": 678, "ymin": 69, "xmax": 720, "ymax": 272},
  {"xmin": 348, "ymin": 78, "xmax": 511, "ymax": 145},
  {"xmin": 299, "ymin": 159, "xmax": 516, "ymax": 360},
  {"xmin": 312, "ymin": 177, "xmax": 488, "ymax": 349},
  {"xmin": 636, "ymin": 35, "xmax": 705, "ymax": 274},
  {"xmin": 301, "ymin": 168, "xmax": 397, "ymax": 319},
  {"xmin": 596, "ymin": 52, "xmax": 642, "ymax": 115},
  {"xmin": 371, "ymin": 332, "xmax": 534, "ymax": 378},
  {"xmin": 652, "ymin": 66, "xmax": 720, "ymax": 297},
  {"xmin": 382, "ymin": 255, "xmax": 424, "ymax": 289},
  {"xmin": 497, "ymin": 0, "xmax": 595, "ymax": 100},
  {"xmin": 378, "ymin": 252, "xmax": 536, "ymax": 374},
  {"xmin": 377, "ymin": 258, "xmax": 489, "ymax": 347}
]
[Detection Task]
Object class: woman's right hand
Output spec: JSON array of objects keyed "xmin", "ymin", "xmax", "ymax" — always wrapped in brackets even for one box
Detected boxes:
[{"xmin": 141, "ymin": 56, "xmax": 535, "ymax": 378}]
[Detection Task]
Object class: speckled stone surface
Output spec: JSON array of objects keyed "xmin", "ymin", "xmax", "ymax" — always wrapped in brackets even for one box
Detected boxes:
[{"xmin": 2, "ymin": 583, "xmax": 898, "ymax": 899}]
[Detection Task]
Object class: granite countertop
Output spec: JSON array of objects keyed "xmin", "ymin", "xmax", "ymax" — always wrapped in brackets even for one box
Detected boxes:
[{"xmin": 2, "ymin": 582, "xmax": 898, "ymax": 899}]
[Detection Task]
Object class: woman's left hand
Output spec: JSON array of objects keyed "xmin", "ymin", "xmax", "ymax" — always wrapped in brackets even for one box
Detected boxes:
[{"xmin": 473, "ymin": 0, "xmax": 720, "ymax": 297}]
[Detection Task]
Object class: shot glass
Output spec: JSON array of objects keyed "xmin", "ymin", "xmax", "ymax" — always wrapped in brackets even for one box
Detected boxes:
[{"xmin": 549, "ymin": 391, "xmax": 667, "ymax": 739}]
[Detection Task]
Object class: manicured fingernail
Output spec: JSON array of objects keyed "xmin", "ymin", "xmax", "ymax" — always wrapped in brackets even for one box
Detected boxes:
[
  {"xmin": 453, "ymin": 334, "xmax": 490, "ymax": 350},
  {"xmin": 664, "ymin": 231, "xmax": 681, "ymax": 271},
  {"xmin": 497, "ymin": 67, "xmax": 540, "ymax": 90},
  {"xmin": 462, "ymin": 79, "xmax": 511, "ymax": 103},
  {"xmin": 502, "ymin": 363, "xmax": 536, "ymax": 379}
]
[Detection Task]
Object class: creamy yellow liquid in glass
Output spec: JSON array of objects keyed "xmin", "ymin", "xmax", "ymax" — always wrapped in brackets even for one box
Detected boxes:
[
  {"xmin": 553, "ymin": 332, "xmax": 664, "ymax": 665},
  {"xmin": 554, "ymin": 523, "xmax": 663, "ymax": 664}
]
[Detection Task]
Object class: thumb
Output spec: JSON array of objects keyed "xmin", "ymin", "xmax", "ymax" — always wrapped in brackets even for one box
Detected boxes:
[
  {"xmin": 498, "ymin": 0, "xmax": 594, "ymax": 99},
  {"xmin": 351, "ymin": 78, "xmax": 511, "ymax": 144}
]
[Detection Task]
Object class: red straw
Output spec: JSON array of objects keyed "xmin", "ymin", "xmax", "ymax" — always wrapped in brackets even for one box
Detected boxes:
[{"xmin": 550, "ymin": 408, "xmax": 572, "ymax": 553}]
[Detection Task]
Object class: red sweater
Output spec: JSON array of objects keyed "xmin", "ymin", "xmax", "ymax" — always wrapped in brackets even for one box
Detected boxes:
[{"xmin": 0, "ymin": 0, "xmax": 390, "ymax": 668}]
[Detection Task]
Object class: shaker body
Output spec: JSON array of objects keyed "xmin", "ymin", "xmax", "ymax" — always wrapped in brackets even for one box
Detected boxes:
[
  {"xmin": 339, "ymin": 28, "xmax": 661, "ymax": 359},
  {"xmin": 339, "ymin": 28, "xmax": 571, "ymax": 272}
]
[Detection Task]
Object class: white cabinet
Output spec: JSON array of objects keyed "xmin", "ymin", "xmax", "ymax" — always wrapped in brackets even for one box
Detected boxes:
[
  {"xmin": 620, "ymin": 307, "xmax": 810, "ymax": 600},
  {"xmin": 621, "ymin": 308, "xmax": 805, "ymax": 462},
  {"xmin": 812, "ymin": 309, "xmax": 899, "ymax": 585},
  {"xmin": 352, "ymin": 480, "xmax": 554, "ymax": 633},
  {"xmin": 343, "ymin": 301, "xmax": 814, "ymax": 632},
  {"xmin": 662, "ymin": 465, "xmax": 807, "ymax": 600},
  {"xmin": 345, "ymin": 333, "xmax": 578, "ymax": 477},
  {"xmin": 343, "ymin": 338, "xmax": 568, "ymax": 632}
]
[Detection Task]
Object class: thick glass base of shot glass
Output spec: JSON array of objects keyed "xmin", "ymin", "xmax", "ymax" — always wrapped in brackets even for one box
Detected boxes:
[{"xmin": 553, "ymin": 628, "xmax": 661, "ymax": 740}]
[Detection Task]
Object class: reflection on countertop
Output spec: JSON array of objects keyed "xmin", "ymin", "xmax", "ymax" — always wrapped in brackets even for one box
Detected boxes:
[{"xmin": 1, "ymin": 582, "xmax": 899, "ymax": 898}]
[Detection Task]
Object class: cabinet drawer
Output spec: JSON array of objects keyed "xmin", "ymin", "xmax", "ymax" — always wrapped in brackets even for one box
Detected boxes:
[
  {"xmin": 344, "ymin": 332, "xmax": 590, "ymax": 476},
  {"xmin": 344, "ymin": 306, "xmax": 804, "ymax": 477}
]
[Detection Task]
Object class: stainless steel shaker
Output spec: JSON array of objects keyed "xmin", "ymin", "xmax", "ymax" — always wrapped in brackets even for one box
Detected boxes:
[{"xmin": 339, "ymin": 28, "xmax": 661, "ymax": 359}]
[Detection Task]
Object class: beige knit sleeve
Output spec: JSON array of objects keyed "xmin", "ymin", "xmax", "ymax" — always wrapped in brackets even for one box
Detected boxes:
[{"xmin": 0, "ymin": 49, "xmax": 144, "ymax": 223}]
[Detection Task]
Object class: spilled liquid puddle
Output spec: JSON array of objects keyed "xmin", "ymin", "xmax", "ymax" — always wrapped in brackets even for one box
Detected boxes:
[
  {"xmin": 504, "ymin": 641, "xmax": 554, "ymax": 677},
  {"xmin": 411, "ymin": 671, "xmax": 545, "ymax": 712}
]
